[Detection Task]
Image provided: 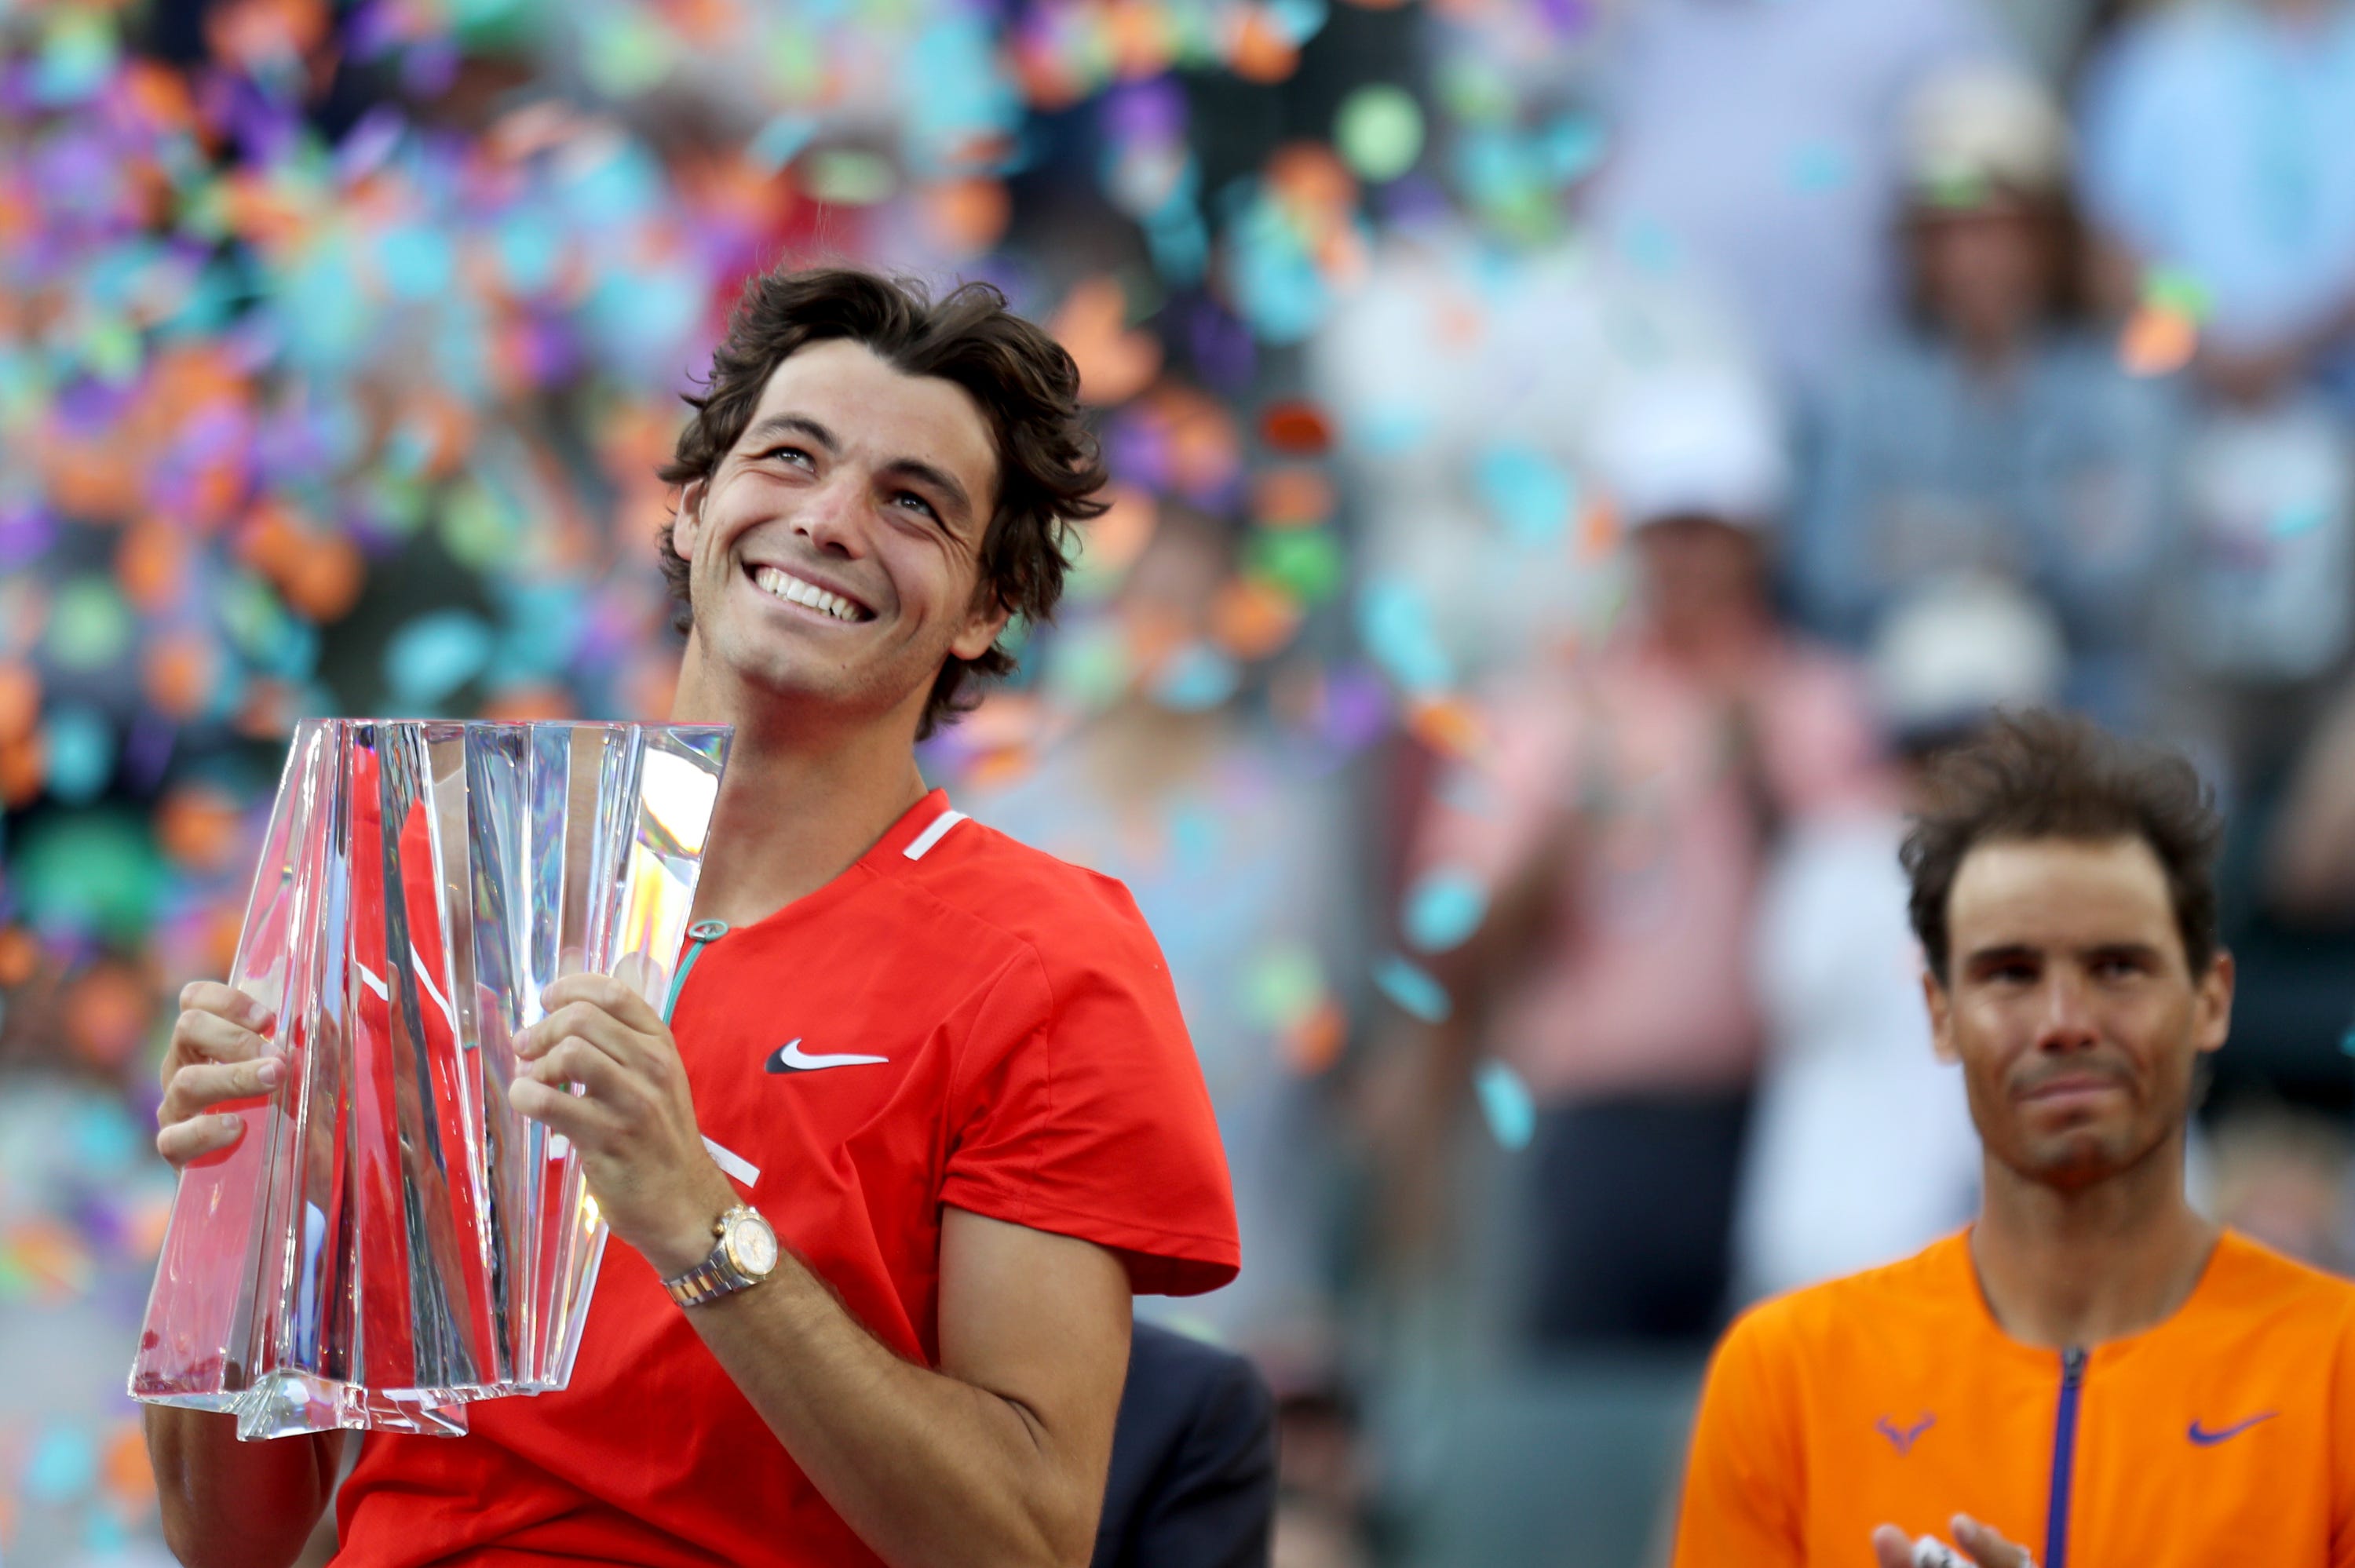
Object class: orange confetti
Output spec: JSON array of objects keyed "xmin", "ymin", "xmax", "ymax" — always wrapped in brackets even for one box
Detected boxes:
[
  {"xmin": 2120, "ymin": 305, "xmax": 2197, "ymax": 378},
  {"xmin": 7, "ymin": 1220, "xmax": 94, "ymax": 1300},
  {"xmin": 0, "ymin": 662, "xmax": 38, "ymax": 744},
  {"xmin": 1152, "ymin": 385, "xmax": 1244, "ymax": 497},
  {"xmin": 1267, "ymin": 142, "xmax": 1357, "ymax": 217},
  {"xmin": 1229, "ymin": 5, "xmax": 1301, "ymax": 82},
  {"xmin": 1210, "ymin": 576, "xmax": 1304, "ymax": 660},
  {"xmin": 1259, "ymin": 399, "xmax": 1334, "ymax": 455},
  {"xmin": 280, "ymin": 534, "xmax": 364, "ymax": 621},
  {"xmin": 918, "ymin": 177, "xmax": 1013, "ymax": 261},
  {"xmin": 1108, "ymin": 0, "xmax": 1180, "ymax": 78},
  {"xmin": 0, "ymin": 734, "xmax": 46, "ymax": 808},
  {"xmin": 142, "ymin": 632, "xmax": 217, "ymax": 720},
  {"xmin": 1406, "ymin": 695, "xmax": 1488, "ymax": 760},
  {"xmin": 64, "ymin": 961, "xmax": 153, "ymax": 1071},
  {"xmin": 121, "ymin": 60, "xmax": 197, "ymax": 133},
  {"xmin": 966, "ymin": 745, "xmax": 1040, "ymax": 793},
  {"xmin": 1284, "ymin": 997, "xmax": 1347, "ymax": 1074},
  {"xmin": 1078, "ymin": 485, "xmax": 1160, "ymax": 578},
  {"xmin": 1051, "ymin": 275, "xmax": 1163, "ymax": 407},
  {"xmin": 1576, "ymin": 496, "xmax": 1620, "ymax": 562},
  {"xmin": 233, "ymin": 676, "xmax": 296, "ymax": 739},
  {"xmin": 157, "ymin": 784, "xmax": 245, "ymax": 872},
  {"xmin": 0, "ymin": 927, "xmax": 37, "ymax": 987},
  {"xmin": 102, "ymin": 1424, "xmax": 155, "ymax": 1511},
  {"xmin": 119, "ymin": 520, "xmax": 190, "ymax": 611},
  {"xmin": 1250, "ymin": 465, "xmax": 1334, "ymax": 527},
  {"xmin": 202, "ymin": 902, "xmax": 244, "ymax": 977}
]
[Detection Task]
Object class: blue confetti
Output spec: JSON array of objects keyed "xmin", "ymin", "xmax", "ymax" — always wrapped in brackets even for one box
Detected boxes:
[
  {"xmin": 1154, "ymin": 644, "xmax": 1242, "ymax": 711},
  {"xmin": 1374, "ymin": 954, "xmax": 1451, "ymax": 1023},
  {"xmin": 1404, "ymin": 867, "xmax": 1489, "ymax": 952},
  {"xmin": 2275, "ymin": 501, "xmax": 2332, "ymax": 538},
  {"xmin": 1473, "ymin": 444, "xmax": 1575, "ymax": 547},
  {"xmin": 1787, "ymin": 140, "xmax": 1854, "ymax": 193},
  {"xmin": 1475, "ymin": 1060, "xmax": 1536, "ymax": 1149},
  {"xmin": 23, "ymin": 1426, "xmax": 97, "ymax": 1502},
  {"xmin": 1538, "ymin": 113, "xmax": 1608, "ymax": 185},
  {"xmin": 748, "ymin": 113, "xmax": 820, "ymax": 177},
  {"xmin": 1356, "ymin": 575, "xmax": 1455, "ymax": 695},
  {"xmin": 1349, "ymin": 402, "xmax": 1437, "ymax": 456},
  {"xmin": 44, "ymin": 702, "xmax": 115, "ymax": 805},
  {"xmin": 384, "ymin": 611, "xmax": 495, "ymax": 708},
  {"xmin": 377, "ymin": 224, "xmax": 456, "ymax": 301}
]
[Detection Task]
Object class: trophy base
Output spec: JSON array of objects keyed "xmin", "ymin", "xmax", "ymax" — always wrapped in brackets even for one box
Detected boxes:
[{"xmin": 233, "ymin": 1370, "xmax": 472, "ymax": 1441}]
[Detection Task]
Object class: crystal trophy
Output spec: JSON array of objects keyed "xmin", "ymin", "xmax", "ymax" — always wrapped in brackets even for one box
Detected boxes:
[{"xmin": 128, "ymin": 720, "xmax": 732, "ymax": 1439}]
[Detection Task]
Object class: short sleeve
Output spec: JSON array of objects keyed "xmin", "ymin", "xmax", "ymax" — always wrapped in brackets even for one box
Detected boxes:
[
  {"xmin": 940, "ymin": 881, "xmax": 1240, "ymax": 1297},
  {"xmin": 1670, "ymin": 1308, "xmax": 1806, "ymax": 1568}
]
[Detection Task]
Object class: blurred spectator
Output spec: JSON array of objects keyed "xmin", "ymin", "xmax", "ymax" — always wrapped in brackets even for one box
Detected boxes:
[
  {"xmin": 1582, "ymin": 0, "xmax": 2013, "ymax": 400},
  {"xmin": 2260, "ymin": 673, "xmax": 2355, "ymax": 922},
  {"xmin": 2156, "ymin": 392, "xmax": 2355, "ymax": 791},
  {"xmin": 1793, "ymin": 64, "xmax": 2178, "ymax": 730},
  {"xmin": 1402, "ymin": 365, "xmax": 1882, "ymax": 1347},
  {"xmin": 1307, "ymin": 2, "xmax": 1755, "ymax": 691},
  {"xmin": 963, "ymin": 505, "xmax": 1357, "ymax": 1382},
  {"xmin": 2202, "ymin": 1103, "xmax": 2355, "ymax": 1274},
  {"xmin": 2078, "ymin": 0, "xmax": 2355, "ymax": 410},
  {"xmin": 1732, "ymin": 576, "xmax": 2063, "ymax": 1300},
  {"xmin": 1308, "ymin": 210, "xmax": 1753, "ymax": 687}
]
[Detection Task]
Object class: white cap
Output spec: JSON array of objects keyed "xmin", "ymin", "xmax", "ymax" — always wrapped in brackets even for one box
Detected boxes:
[
  {"xmin": 1904, "ymin": 64, "xmax": 2071, "ymax": 202},
  {"xmin": 1870, "ymin": 573, "xmax": 2066, "ymax": 740},
  {"xmin": 1587, "ymin": 363, "xmax": 1789, "ymax": 531}
]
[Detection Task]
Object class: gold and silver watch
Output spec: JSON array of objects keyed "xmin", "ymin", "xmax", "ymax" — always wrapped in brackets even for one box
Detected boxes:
[{"xmin": 661, "ymin": 1204, "xmax": 780, "ymax": 1307}]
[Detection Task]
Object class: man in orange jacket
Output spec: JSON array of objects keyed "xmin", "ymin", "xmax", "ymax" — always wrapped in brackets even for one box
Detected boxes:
[{"xmin": 1672, "ymin": 709, "xmax": 2355, "ymax": 1568}]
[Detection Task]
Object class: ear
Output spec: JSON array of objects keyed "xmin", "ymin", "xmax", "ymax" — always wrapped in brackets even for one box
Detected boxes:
[
  {"xmin": 670, "ymin": 479, "xmax": 710, "ymax": 563},
  {"xmin": 2193, "ymin": 948, "xmax": 2234, "ymax": 1058},
  {"xmin": 949, "ymin": 593, "xmax": 1015, "ymax": 664},
  {"xmin": 1922, "ymin": 967, "xmax": 1959, "ymax": 1065}
]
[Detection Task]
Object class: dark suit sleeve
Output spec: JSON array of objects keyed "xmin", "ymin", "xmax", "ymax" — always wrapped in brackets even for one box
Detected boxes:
[{"xmin": 1094, "ymin": 1325, "xmax": 1277, "ymax": 1568}]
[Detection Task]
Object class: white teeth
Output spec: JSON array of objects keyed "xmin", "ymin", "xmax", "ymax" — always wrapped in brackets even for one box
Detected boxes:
[{"xmin": 752, "ymin": 566, "xmax": 862, "ymax": 622}]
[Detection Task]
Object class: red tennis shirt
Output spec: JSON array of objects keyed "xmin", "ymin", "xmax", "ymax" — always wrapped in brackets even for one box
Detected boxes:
[{"xmin": 332, "ymin": 790, "xmax": 1240, "ymax": 1566}]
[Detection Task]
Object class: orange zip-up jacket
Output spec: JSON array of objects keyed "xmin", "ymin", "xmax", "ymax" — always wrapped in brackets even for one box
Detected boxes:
[{"xmin": 1672, "ymin": 1229, "xmax": 2355, "ymax": 1567}]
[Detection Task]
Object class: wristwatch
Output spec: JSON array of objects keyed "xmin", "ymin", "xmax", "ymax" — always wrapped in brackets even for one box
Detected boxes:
[{"xmin": 661, "ymin": 1204, "xmax": 781, "ymax": 1307}]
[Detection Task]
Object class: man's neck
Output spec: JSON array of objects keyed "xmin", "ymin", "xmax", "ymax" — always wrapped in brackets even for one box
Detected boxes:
[
  {"xmin": 671, "ymin": 644, "xmax": 933, "ymax": 929},
  {"xmin": 1970, "ymin": 1133, "xmax": 2220, "ymax": 1351}
]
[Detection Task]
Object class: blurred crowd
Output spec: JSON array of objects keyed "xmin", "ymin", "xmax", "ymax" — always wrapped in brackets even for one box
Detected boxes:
[{"xmin": 12, "ymin": 1, "xmax": 2355, "ymax": 1564}]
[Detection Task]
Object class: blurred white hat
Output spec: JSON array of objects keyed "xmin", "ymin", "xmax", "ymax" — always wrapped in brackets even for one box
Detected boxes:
[
  {"xmin": 1870, "ymin": 573, "xmax": 2067, "ymax": 741},
  {"xmin": 1904, "ymin": 64, "xmax": 2071, "ymax": 202},
  {"xmin": 1588, "ymin": 362, "xmax": 1790, "ymax": 531}
]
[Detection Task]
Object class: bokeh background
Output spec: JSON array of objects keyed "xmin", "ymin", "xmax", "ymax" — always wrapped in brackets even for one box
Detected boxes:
[{"xmin": 10, "ymin": 0, "xmax": 2355, "ymax": 1563}]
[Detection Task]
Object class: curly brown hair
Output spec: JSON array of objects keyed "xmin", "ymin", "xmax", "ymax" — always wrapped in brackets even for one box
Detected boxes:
[
  {"xmin": 656, "ymin": 266, "xmax": 1109, "ymax": 738},
  {"xmin": 1901, "ymin": 709, "xmax": 2224, "ymax": 986}
]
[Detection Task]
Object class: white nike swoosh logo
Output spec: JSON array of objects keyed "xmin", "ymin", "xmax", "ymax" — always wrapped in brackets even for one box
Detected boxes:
[{"xmin": 765, "ymin": 1038, "xmax": 889, "ymax": 1073}]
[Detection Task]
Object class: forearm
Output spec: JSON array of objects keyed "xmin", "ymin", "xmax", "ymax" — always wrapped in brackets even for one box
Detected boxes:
[
  {"xmin": 677, "ymin": 1257, "xmax": 1106, "ymax": 1568},
  {"xmin": 144, "ymin": 1406, "xmax": 342, "ymax": 1568}
]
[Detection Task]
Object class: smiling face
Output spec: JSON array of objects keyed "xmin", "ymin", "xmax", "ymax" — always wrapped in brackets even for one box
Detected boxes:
[
  {"xmin": 671, "ymin": 338, "xmax": 1010, "ymax": 736},
  {"xmin": 1926, "ymin": 836, "xmax": 2233, "ymax": 1192}
]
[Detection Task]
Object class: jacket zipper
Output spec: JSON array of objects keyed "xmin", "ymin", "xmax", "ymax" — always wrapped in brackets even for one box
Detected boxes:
[
  {"xmin": 665, "ymin": 918, "xmax": 728, "ymax": 1026},
  {"xmin": 2044, "ymin": 1346, "xmax": 2086, "ymax": 1568}
]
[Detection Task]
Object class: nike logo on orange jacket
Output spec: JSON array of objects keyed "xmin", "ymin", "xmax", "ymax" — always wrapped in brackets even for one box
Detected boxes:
[{"xmin": 1672, "ymin": 1230, "xmax": 2355, "ymax": 1567}]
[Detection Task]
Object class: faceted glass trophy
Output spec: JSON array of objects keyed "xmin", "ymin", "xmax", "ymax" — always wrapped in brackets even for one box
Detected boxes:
[{"xmin": 129, "ymin": 720, "xmax": 732, "ymax": 1439}]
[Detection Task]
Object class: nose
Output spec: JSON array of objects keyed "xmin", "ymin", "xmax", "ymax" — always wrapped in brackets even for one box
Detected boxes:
[
  {"xmin": 792, "ymin": 471, "xmax": 867, "ymax": 560},
  {"xmin": 2033, "ymin": 968, "xmax": 2100, "ymax": 1054}
]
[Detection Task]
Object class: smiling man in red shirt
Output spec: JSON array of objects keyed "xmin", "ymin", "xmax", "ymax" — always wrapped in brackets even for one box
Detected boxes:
[{"xmin": 142, "ymin": 268, "xmax": 1241, "ymax": 1567}]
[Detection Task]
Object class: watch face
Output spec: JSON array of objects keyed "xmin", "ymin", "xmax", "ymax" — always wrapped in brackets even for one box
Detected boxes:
[{"xmin": 726, "ymin": 1212, "xmax": 779, "ymax": 1276}]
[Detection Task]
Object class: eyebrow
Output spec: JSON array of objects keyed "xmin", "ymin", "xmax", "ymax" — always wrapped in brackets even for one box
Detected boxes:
[
  {"xmin": 1962, "ymin": 941, "xmax": 2165, "ymax": 972},
  {"xmin": 739, "ymin": 412, "xmax": 977, "ymax": 527},
  {"xmin": 741, "ymin": 414, "xmax": 841, "ymax": 458}
]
